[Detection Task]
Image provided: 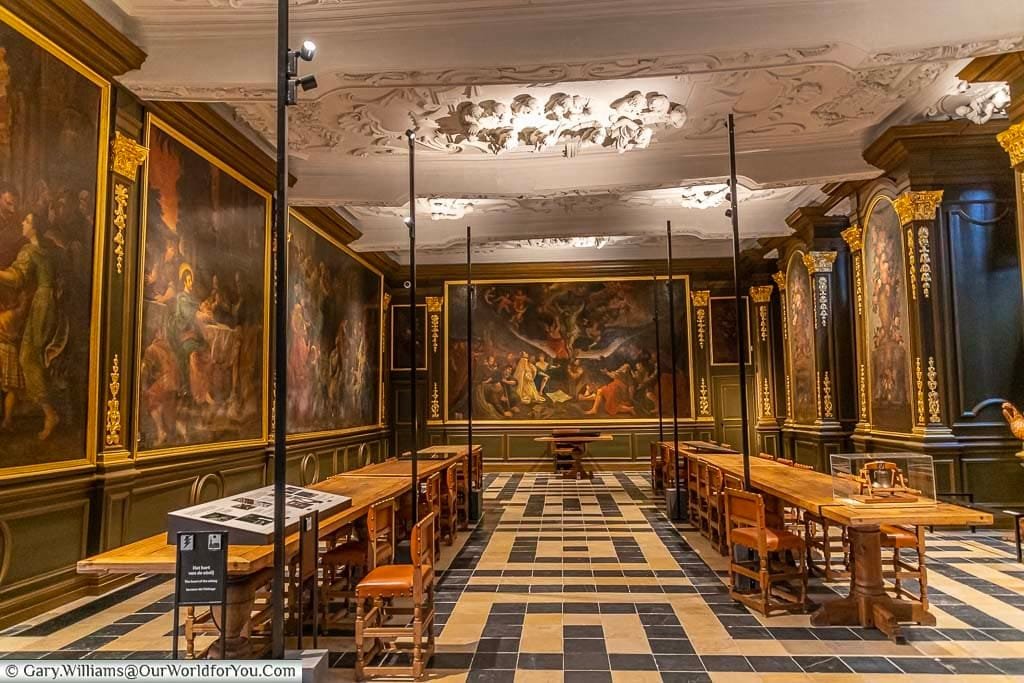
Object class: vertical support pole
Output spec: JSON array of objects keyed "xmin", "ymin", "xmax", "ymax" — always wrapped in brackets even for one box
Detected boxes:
[
  {"xmin": 467, "ymin": 225, "xmax": 478, "ymax": 520},
  {"xmin": 271, "ymin": 0, "xmax": 290, "ymax": 660},
  {"xmin": 666, "ymin": 221, "xmax": 683, "ymax": 520},
  {"xmin": 653, "ymin": 275, "xmax": 665, "ymax": 444},
  {"xmin": 726, "ymin": 113, "xmax": 752, "ymax": 491},
  {"xmin": 407, "ymin": 130, "xmax": 419, "ymax": 525}
]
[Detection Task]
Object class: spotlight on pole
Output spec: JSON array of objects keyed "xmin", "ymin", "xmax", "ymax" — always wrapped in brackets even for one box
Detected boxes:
[
  {"xmin": 300, "ymin": 39, "xmax": 317, "ymax": 61},
  {"xmin": 285, "ymin": 40, "xmax": 318, "ymax": 105}
]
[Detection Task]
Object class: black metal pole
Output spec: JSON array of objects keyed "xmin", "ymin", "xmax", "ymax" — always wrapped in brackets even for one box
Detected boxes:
[
  {"xmin": 666, "ymin": 221, "xmax": 683, "ymax": 520},
  {"xmin": 466, "ymin": 225, "xmax": 476, "ymax": 520},
  {"xmin": 271, "ymin": 0, "xmax": 289, "ymax": 659},
  {"xmin": 407, "ymin": 130, "xmax": 419, "ymax": 525},
  {"xmin": 727, "ymin": 113, "xmax": 752, "ymax": 491},
  {"xmin": 652, "ymin": 274, "xmax": 664, "ymax": 444}
]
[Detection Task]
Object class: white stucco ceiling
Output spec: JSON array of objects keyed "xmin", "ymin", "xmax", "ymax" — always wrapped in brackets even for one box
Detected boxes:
[{"xmin": 89, "ymin": 0, "xmax": 1024, "ymax": 263}]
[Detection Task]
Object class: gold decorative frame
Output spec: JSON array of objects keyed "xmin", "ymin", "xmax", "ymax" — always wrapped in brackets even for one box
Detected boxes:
[
  {"xmin": 132, "ymin": 114, "xmax": 272, "ymax": 460},
  {"xmin": 709, "ymin": 295, "xmax": 751, "ymax": 366},
  {"xmin": 783, "ymin": 250, "xmax": 816, "ymax": 425},
  {"xmin": 390, "ymin": 303, "xmax": 428, "ymax": 371},
  {"xmin": 0, "ymin": 7, "xmax": 110, "ymax": 480},
  {"xmin": 286, "ymin": 210, "xmax": 385, "ymax": 442},
  {"xmin": 442, "ymin": 274, "xmax": 694, "ymax": 425}
]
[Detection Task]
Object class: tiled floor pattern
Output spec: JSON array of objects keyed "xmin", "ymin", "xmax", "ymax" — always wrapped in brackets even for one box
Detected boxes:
[{"xmin": 4, "ymin": 472, "xmax": 1024, "ymax": 682}]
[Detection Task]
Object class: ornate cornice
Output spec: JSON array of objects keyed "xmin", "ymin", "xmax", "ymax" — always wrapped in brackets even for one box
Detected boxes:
[
  {"xmin": 425, "ymin": 296, "xmax": 444, "ymax": 313},
  {"xmin": 998, "ymin": 121, "xmax": 1024, "ymax": 167},
  {"xmin": 690, "ymin": 290, "xmax": 710, "ymax": 308},
  {"xmin": 841, "ymin": 225, "xmax": 863, "ymax": 252},
  {"xmin": 771, "ymin": 271, "xmax": 786, "ymax": 292},
  {"xmin": 749, "ymin": 285, "xmax": 773, "ymax": 304},
  {"xmin": 893, "ymin": 190, "xmax": 944, "ymax": 226},
  {"xmin": 111, "ymin": 132, "xmax": 149, "ymax": 181},
  {"xmin": 802, "ymin": 251, "xmax": 837, "ymax": 274}
]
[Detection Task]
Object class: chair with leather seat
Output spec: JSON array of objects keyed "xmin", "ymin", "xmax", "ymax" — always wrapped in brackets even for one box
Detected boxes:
[
  {"xmin": 439, "ymin": 464, "xmax": 458, "ymax": 546},
  {"xmin": 881, "ymin": 524, "xmax": 928, "ymax": 610},
  {"xmin": 421, "ymin": 473, "xmax": 442, "ymax": 557},
  {"xmin": 323, "ymin": 497, "xmax": 396, "ymax": 626},
  {"xmin": 354, "ymin": 512, "xmax": 436, "ymax": 681},
  {"xmin": 724, "ymin": 487, "xmax": 808, "ymax": 616}
]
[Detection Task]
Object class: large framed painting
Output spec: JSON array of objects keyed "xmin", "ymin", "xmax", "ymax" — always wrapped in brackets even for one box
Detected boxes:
[
  {"xmin": 445, "ymin": 276, "xmax": 692, "ymax": 423},
  {"xmin": 134, "ymin": 116, "xmax": 271, "ymax": 456},
  {"xmin": 287, "ymin": 211, "xmax": 383, "ymax": 438},
  {"xmin": 786, "ymin": 253, "xmax": 817, "ymax": 424},
  {"xmin": 710, "ymin": 296, "xmax": 751, "ymax": 366},
  {"xmin": 0, "ymin": 8, "xmax": 110, "ymax": 477},
  {"xmin": 863, "ymin": 194, "xmax": 914, "ymax": 433},
  {"xmin": 391, "ymin": 303, "xmax": 426, "ymax": 372}
]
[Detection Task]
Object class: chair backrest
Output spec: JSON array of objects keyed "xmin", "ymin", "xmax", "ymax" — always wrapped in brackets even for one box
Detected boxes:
[
  {"xmin": 367, "ymin": 497, "xmax": 396, "ymax": 569},
  {"xmin": 696, "ymin": 460, "xmax": 709, "ymax": 494},
  {"xmin": 410, "ymin": 512, "xmax": 436, "ymax": 593},
  {"xmin": 424, "ymin": 473, "xmax": 441, "ymax": 510},
  {"xmin": 707, "ymin": 464, "xmax": 724, "ymax": 494},
  {"xmin": 723, "ymin": 473, "xmax": 743, "ymax": 490},
  {"xmin": 755, "ymin": 452, "xmax": 776, "ymax": 461},
  {"xmin": 776, "ymin": 457, "xmax": 795, "ymax": 466},
  {"xmin": 793, "ymin": 462, "xmax": 814, "ymax": 471},
  {"xmin": 444, "ymin": 463, "xmax": 457, "ymax": 493},
  {"xmin": 724, "ymin": 488, "xmax": 767, "ymax": 551}
]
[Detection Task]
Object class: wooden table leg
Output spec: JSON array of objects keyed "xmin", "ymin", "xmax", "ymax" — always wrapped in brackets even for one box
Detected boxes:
[
  {"xmin": 810, "ymin": 524, "xmax": 935, "ymax": 643},
  {"xmin": 207, "ymin": 569, "xmax": 272, "ymax": 659}
]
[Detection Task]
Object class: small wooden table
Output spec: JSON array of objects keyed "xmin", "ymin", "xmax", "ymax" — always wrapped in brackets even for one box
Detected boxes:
[
  {"xmin": 410, "ymin": 445, "xmax": 484, "ymax": 491},
  {"xmin": 669, "ymin": 447, "xmax": 992, "ymax": 642},
  {"xmin": 535, "ymin": 431, "xmax": 613, "ymax": 479}
]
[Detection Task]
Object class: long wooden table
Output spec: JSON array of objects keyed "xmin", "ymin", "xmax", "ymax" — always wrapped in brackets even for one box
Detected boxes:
[{"xmin": 666, "ymin": 446, "xmax": 993, "ymax": 642}]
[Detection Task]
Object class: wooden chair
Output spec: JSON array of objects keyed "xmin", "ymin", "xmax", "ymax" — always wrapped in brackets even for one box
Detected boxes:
[
  {"xmin": 354, "ymin": 512, "xmax": 436, "ymax": 681},
  {"xmin": 649, "ymin": 442, "xmax": 664, "ymax": 492},
  {"xmin": 804, "ymin": 511, "xmax": 850, "ymax": 581},
  {"xmin": 422, "ymin": 473, "xmax": 442, "ymax": 557},
  {"xmin": 696, "ymin": 460, "xmax": 711, "ymax": 535},
  {"xmin": 881, "ymin": 524, "xmax": 928, "ymax": 610},
  {"xmin": 454, "ymin": 457, "xmax": 470, "ymax": 531},
  {"xmin": 683, "ymin": 455, "xmax": 699, "ymax": 520},
  {"xmin": 776, "ymin": 457, "xmax": 795, "ymax": 466},
  {"xmin": 755, "ymin": 452, "xmax": 776, "ymax": 461},
  {"xmin": 439, "ymin": 464, "xmax": 458, "ymax": 546},
  {"xmin": 724, "ymin": 487, "xmax": 808, "ymax": 616},
  {"xmin": 705, "ymin": 465, "xmax": 727, "ymax": 554},
  {"xmin": 322, "ymin": 497, "xmax": 396, "ymax": 626}
]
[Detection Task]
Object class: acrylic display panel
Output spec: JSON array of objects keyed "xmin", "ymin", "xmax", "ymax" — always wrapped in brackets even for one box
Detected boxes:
[
  {"xmin": 863, "ymin": 195, "xmax": 914, "ymax": 433},
  {"xmin": 136, "ymin": 117, "xmax": 270, "ymax": 455},
  {"xmin": 0, "ymin": 9, "xmax": 109, "ymax": 474},
  {"xmin": 786, "ymin": 253, "xmax": 817, "ymax": 424},
  {"xmin": 391, "ymin": 304, "xmax": 426, "ymax": 371},
  {"xmin": 445, "ymin": 276, "xmax": 692, "ymax": 423},
  {"xmin": 710, "ymin": 296, "xmax": 751, "ymax": 366},
  {"xmin": 830, "ymin": 453, "xmax": 936, "ymax": 505},
  {"xmin": 287, "ymin": 212, "xmax": 383, "ymax": 437}
]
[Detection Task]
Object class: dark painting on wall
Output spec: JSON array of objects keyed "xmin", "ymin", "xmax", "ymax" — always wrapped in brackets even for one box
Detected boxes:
[
  {"xmin": 446, "ymin": 277, "xmax": 691, "ymax": 423},
  {"xmin": 0, "ymin": 12, "xmax": 108, "ymax": 472},
  {"xmin": 287, "ymin": 213, "xmax": 382, "ymax": 436},
  {"xmin": 710, "ymin": 296, "xmax": 751, "ymax": 365},
  {"xmin": 391, "ymin": 304, "xmax": 426, "ymax": 371},
  {"xmin": 864, "ymin": 196, "xmax": 914, "ymax": 432},
  {"xmin": 136, "ymin": 118, "xmax": 269, "ymax": 453},
  {"xmin": 786, "ymin": 256, "xmax": 817, "ymax": 424}
]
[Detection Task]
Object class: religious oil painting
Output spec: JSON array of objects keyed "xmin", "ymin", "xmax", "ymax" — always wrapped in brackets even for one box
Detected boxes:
[
  {"xmin": 0, "ymin": 10, "xmax": 109, "ymax": 473},
  {"xmin": 710, "ymin": 296, "xmax": 751, "ymax": 366},
  {"xmin": 391, "ymin": 304, "xmax": 426, "ymax": 371},
  {"xmin": 786, "ymin": 254, "xmax": 817, "ymax": 424},
  {"xmin": 287, "ymin": 212, "xmax": 383, "ymax": 437},
  {"xmin": 445, "ymin": 277, "xmax": 692, "ymax": 423},
  {"xmin": 136, "ymin": 118, "xmax": 269, "ymax": 454},
  {"xmin": 864, "ymin": 195, "xmax": 914, "ymax": 432}
]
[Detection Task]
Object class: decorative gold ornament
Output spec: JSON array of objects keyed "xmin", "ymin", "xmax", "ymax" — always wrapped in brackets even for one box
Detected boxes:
[
  {"xmin": 927, "ymin": 357, "xmax": 941, "ymax": 424},
  {"xmin": 915, "ymin": 357, "xmax": 926, "ymax": 426},
  {"xmin": 780, "ymin": 293, "xmax": 788, "ymax": 341},
  {"xmin": 816, "ymin": 276, "xmax": 829, "ymax": 328},
  {"xmin": 383, "ymin": 292, "xmax": 392, "ymax": 309},
  {"xmin": 758, "ymin": 306, "xmax": 768, "ymax": 342},
  {"xmin": 749, "ymin": 285, "xmax": 773, "ymax": 304},
  {"xmin": 695, "ymin": 308, "xmax": 707, "ymax": 350},
  {"xmin": 851, "ymin": 252, "xmax": 864, "ymax": 318},
  {"xmin": 698, "ymin": 377, "xmax": 710, "ymax": 416},
  {"xmin": 104, "ymin": 355, "xmax": 121, "ymax": 447},
  {"xmin": 111, "ymin": 131, "xmax": 149, "ymax": 181},
  {"xmin": 906, "ymin": 227, "xmax": 918, "ymax": 300},
  {"xmin": 893, "ymin": 190, "xmax": 944, "ymax": 226},
  {"xmin": 761, "ymin": 376, "xmax": 772, "ymax": 417},
  {"xmin": 425, "ymin": 296, "xmax": 443, "ymax": 313},
  {"xmin": 803, "ymin": 250, "xmax": 837, "ymax": 274},
  {"xmin": 112, "ymin": 183, "xmax": 128, "ymax": 275},
  {"xmin": 918, "ymin": 226, "xmax": 932, "ymax": 299},
  {"xmin": 1001, "ymin": 402, "xmax": 1024, "ymax": 440},
  {"xmin": 785, "ymin": 373, "xmax": 793, "ymax": 417},
  {"xmin": 771, "ymin": 271, "xmax": 786, "ymax": 292},
  {"xmin": 430, "ymin": 382, "xmax": 440, "ymax": 419},
  {"xmin": 815, "ymin": 371, "xmax": 822, "ymax": 418},
  {"xmin": 691, "ymin": 290, "xmax": 710, "ymax": 307},
  {"xmin": 858, "ymin": 363, "xmax": 867, "ymax": 421},
  {"xmin": 841, "ymin": 225, "xmax": 863, "ymax": 252},
  {"xmin": 425, "ymin": 297, "xmax": 443, "ymax": 354},
  {"xmin": 997, "ymin": 121, "xmax": 1024, "ymax": 167},
  {"xmin": 822, "ymin": 371, "xmax": 834, "ymax": 419}
]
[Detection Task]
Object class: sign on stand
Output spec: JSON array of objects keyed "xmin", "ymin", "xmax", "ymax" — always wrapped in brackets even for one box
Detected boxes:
[{"xmin": 172, "ymin": 530, "xmax": 228, "ymax": 659}]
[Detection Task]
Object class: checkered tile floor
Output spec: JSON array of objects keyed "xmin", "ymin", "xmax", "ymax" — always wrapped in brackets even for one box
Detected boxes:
[{"xmin": 4, "ymin": 471, "xmax": 1024, "ymax": 682}]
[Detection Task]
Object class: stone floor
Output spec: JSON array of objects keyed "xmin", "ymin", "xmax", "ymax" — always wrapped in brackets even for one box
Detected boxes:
[{"xmin": 4, "ymin": 471, "xmax": 1024, "ymax": 681}]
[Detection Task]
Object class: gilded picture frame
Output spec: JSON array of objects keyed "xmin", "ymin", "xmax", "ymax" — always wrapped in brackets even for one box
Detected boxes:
[
  {"xmin": 390, "ymin": 303, "xmax": 428, "ymax": 372},
  {"xmin": 132, "ymin": 113, "xmax": 272, "ymax": 460},
  {"xmin": 442, "ymin": 274, "xmax": 694, "ymax": 425},
  {"xmin": 0, "ymin": 6, "xmax": 111, "ymax": 480},
  {"xmin": 286, "ymin": 209, "xmax": 385, "ymax": 442}
]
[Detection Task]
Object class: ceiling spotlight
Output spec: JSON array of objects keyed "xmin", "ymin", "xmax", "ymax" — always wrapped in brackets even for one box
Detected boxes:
[
  {"xmin": 403, "ymin": 216, "xmax": 414, "ymax": 227},
  {"xmin": 297, "ymin": 74, "xmax": 318, "ymax": 92},
  {"xmin": 299, "ymin": 40, "xmax": 317, "ymax": 61},
  {"xmin": 724, "ymin": 209, "xmax": 733, "ymax": 218}
]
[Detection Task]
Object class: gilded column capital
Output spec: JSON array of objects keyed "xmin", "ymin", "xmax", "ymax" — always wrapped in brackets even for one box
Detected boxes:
[
  {"xmin": 893, "ymin": 190, "xmax": 944, "ymax": 226},
  {"xmin": 841, "ymin": 225, "xmax": 863, "ymax": 252},
  {"xmin": 997, "ymin": 120, "xmax": 1024, "ymax": 167},
  {"xmin": 771, "ymin": 271, "xmax": 786, "ymax": 292},
  {"xmin": 425, "ymin": 296, "xmax": 444, "ymax": 313},
  {"xmin": 690, "ymin": 290, "xmax": 710, "ymax": 307},
  {"xmin": 749, "ymin": 285, "xmax": 773, "ymax": 304},
  {"xmin": 111, "ymin": 131, "xmax": 149, "ymax": 181},
  {"xmin": 802, "ymin": 251, "xmax": 837, "ymax": 274}
]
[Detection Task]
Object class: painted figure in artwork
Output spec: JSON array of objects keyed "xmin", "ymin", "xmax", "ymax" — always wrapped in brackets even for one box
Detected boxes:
[{"xmin": 787, "ymin": 259, "xmax": 816, "ymax": 423}]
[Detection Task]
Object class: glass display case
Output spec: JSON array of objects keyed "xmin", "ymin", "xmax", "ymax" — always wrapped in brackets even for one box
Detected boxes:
[{"xmin": 830, "ymin": 453, "xmax": 936, "ymax": 506}]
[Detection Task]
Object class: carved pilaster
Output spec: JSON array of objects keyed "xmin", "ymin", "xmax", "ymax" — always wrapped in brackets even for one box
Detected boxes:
[
  {"xmin": 690, "ymin": 290, "xmax": 712, "ymax": 419},
  {"xmin": 802, "ymin": 251, "xmax": 841, "ymax": 427},
  {"xmin": 772, "ymin": 272, "xmax": 790, "ymax": 421}
]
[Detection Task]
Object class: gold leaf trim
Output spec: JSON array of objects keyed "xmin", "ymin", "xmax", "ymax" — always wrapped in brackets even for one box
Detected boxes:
[
  {"xmin": 695, "ymin": 308, "xmax": 707, "ymax": 350},
  {"xmin": 802, "ymin": 250, "xmax": 837, "ymax": 274},
  {"xmin": 918, "ymin": 226, "xmax": 932, "ymax": 299},
  {"xmin": 906, "ymin": 227, "xmax": 918, "ymax": 300},
  {"xmin": 383, "ymin": 292, "xmax": 392, "ymax": 309},
  {"xmin": 927, "ymin": 357, "xmax": 941, "ymax": 424},
  {"xmin": 822, "ymin": 371, "xmax": 834, "ymax": 419},
  {"xmin": 430, "ymin": 382, "xmax": 440, "ymax": 419},
  {"xmin": 893, "ymin": 190, "xmax": 944, "ymax": 226},
  {"xmin": 815, "ymin": 276, "xmax": 829, "ymax": 328},
  {"xmin": 852, "ymin": 252, "xmax": 864, "ymax": 317},
  {"xmin": 785, "ymin": 373, "xmax": 793, "ymax": 417},
  {"xmin": 771, "ymin": 271, "xmax": 786, "ymax": 292},
  {"xmin": 841, "ymin": 225, "xmax": 863, "ymax": 252},
  {"xmin": 758, "ymin": 306, "xmax": 768, "ymax": 342},
  {"xmin": 425, "ymin": 296, "xmax": 444, "ymax": 313},
  {"xmin": 430, "ymin": 313, "xmax": 440, "ymax": 354},
  {"xmin": 997, "ymin": 121, "xmax": 1024, "ymax": 167},
  {"xmin": 112, "ymin": 183, "xmax": 128, "ymax": 275},
  {"xmin": 858, "ymin": 363, "xmax": 867, "ymax": 421},
  {"xmin": 104, "ymin": 355, "xmax": 121, "ymax": 447},
  {"xmin": 815, "ymin": 371, "xmax": 822, "ymax": 418},
  {"xmin": 761, "ymin": 376, "xmax": 772, "ymax": 417},
  {"xmin": 915, "ymin": 357, "xmax": 926, "ymax": 426},
  {"xmin": 698, "ymin": 377, "xmax": 710, "ymax": 416},
  {"xmin": 690, "ymin": 290, "xmax": 710, "ymax": 307},
  {"xmin": 111, "ymin": 131, "xmax": 149, "ymax": 181},
  {"xmin": 749, "ymin": 285, "xmax": 773, "ymax": 304}
]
